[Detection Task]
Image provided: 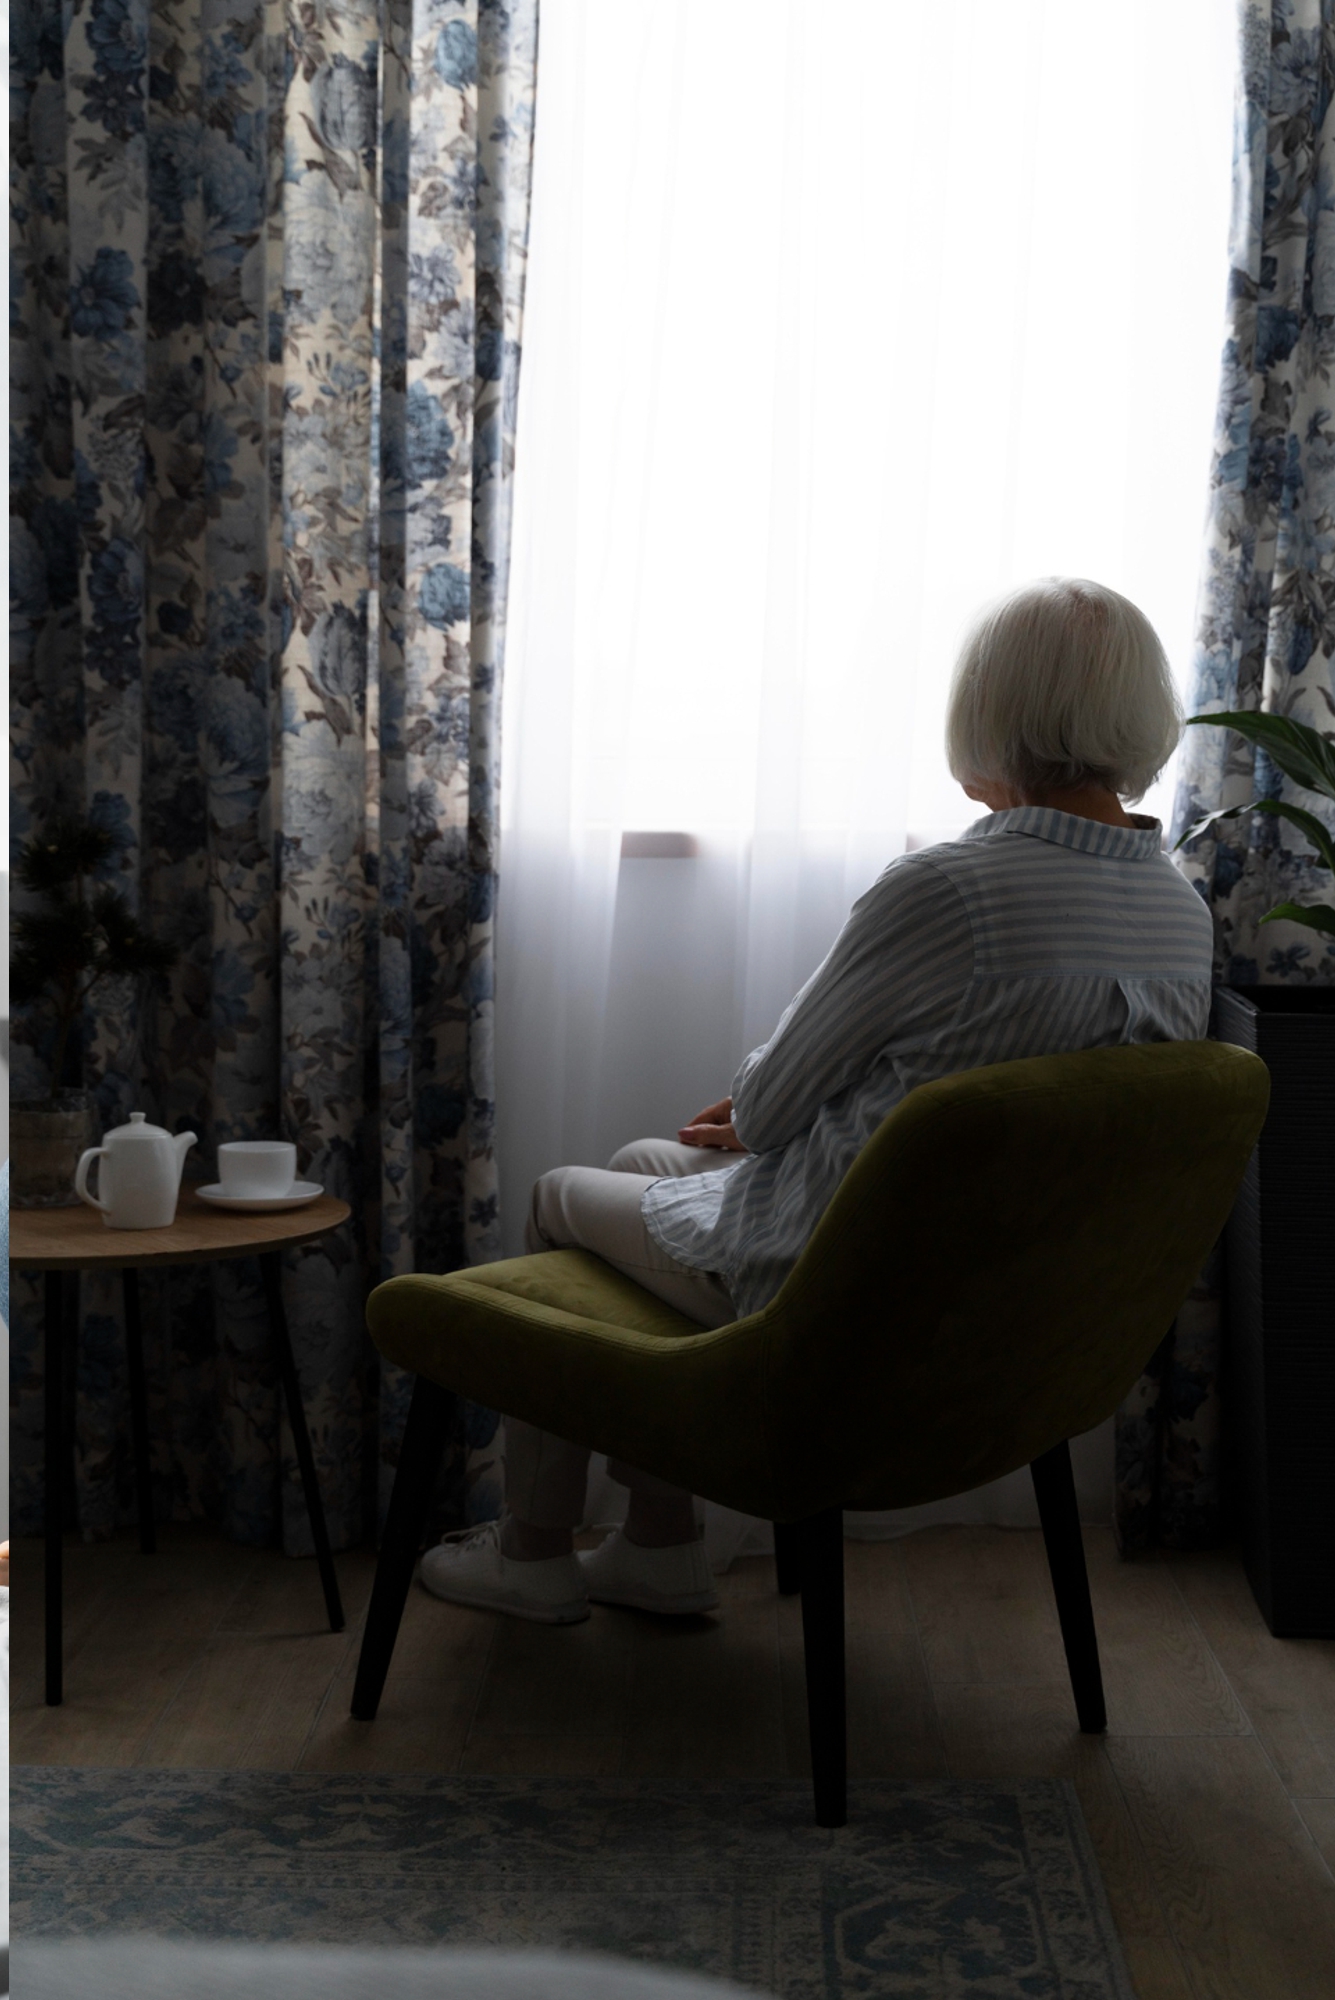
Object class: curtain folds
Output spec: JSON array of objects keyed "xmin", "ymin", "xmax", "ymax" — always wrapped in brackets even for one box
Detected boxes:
[
  {"xmin": 9, "ymin": 0, "xmax": 538, "ymax": 1547},
  {"xmin": 1114, "ymin": 0, "xmax": 1335, "ymax": 1555}
]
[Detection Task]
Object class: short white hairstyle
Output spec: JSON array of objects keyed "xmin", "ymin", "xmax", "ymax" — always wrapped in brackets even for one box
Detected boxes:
[{"xmin": 945, "ymin": 578, "xmax": 1182, "ymax": 804}]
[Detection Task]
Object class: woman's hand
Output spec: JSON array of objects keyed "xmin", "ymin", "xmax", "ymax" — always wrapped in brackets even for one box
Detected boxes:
[{"xmin": 678, "ymin": 1096, "xmax": 747, "ymax": 1150}]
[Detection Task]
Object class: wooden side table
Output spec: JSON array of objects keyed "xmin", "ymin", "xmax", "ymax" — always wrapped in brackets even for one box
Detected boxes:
[{"xmin": 10, "ymin": 1189, "xmax": 353, "ymax": 1703}]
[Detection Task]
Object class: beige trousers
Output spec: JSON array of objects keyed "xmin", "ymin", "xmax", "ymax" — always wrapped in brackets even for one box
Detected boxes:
[{"xmin": 506, "ymin": 1139, "xmax": 737, "ymax": 1528}]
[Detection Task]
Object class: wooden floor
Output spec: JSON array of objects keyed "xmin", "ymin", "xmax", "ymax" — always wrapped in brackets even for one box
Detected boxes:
[{"xmin": 11, "ymin": 1523, "xmax": 1335, "ymax": 1999}]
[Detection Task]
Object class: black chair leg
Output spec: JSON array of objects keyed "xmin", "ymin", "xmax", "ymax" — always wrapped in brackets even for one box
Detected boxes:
[
  {"xmin": 122, "ymin": 1269, "xmax": 157, "ymax": 1555},
  {"xmin": 797, "ymin": 1504, "xmax": 846, "ymax": 1828},
  {"xmin": 1031, "ymin": 1438, "xmax": 1107, "ymax": 1733},
  {"xmin": 351, "ymin": 1376, "xmax": 455, "ymax": 1722},
  {"xmin": 773, "ymin": 1519, "xmax": 802, "ymax": 1596},
  {"xmin": 261, "ymin": 1252, "xmax": 345, "ymax": 1633}
]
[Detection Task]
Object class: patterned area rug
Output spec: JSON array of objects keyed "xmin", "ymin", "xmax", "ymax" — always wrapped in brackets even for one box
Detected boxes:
[{"xmin": 12, "ymin": 1768, "xmax": 1135, "ymax": 2000}]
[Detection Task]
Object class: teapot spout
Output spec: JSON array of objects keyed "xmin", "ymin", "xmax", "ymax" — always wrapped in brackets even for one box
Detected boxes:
[{"xmin": 174, "ymin": 1131, "xmax": 198, "ymax": 1175}]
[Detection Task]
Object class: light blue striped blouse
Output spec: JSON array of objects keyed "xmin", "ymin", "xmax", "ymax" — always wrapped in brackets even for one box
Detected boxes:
[{"xmin": 641, "ymin": 807, "xmax": 1214, "ymax": 1317}]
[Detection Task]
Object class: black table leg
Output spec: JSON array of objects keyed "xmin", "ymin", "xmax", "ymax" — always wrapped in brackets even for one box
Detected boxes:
[
  {"xmin": 44, "ymin": 1269, "xmax": 64, "ymax": 1706},
  {"xmin": 122, "ymin": 1268, "xmax": 157, "ymax": 1555},
  {"xmin": 260, "ymin": 1251, "xmax": 345, "ymax": 1632}
]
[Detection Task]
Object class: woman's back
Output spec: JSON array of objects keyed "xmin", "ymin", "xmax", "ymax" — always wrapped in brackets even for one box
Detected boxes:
[{"xmin": 644, "ymin": 806, "xmax": 1214, "ymax": 1315}]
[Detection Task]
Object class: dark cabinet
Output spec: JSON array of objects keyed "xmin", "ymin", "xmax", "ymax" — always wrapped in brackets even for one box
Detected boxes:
[{"xmin": 1215, "ymin": 986, "xmax": 1335, "ymax": 1637}]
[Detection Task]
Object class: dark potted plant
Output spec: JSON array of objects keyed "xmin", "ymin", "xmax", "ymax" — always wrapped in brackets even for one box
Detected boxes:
[
  {"xmin": 1178, "ymin": 711, "xmax": 1335, "ymax": 1637},
  {"xmin": 10, "ymin": 816, "xmax": 176, "ymax": 1206}
]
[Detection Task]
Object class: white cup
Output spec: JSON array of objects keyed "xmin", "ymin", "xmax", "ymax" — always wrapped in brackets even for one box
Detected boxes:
[{"xmin": 217, "ymin": 1140, "xmax": 298, "ymax": 1198}]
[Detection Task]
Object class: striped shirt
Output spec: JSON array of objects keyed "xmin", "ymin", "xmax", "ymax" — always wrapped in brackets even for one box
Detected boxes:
[{"xmin": 641, "ymin": 806, "xmax": 1214, "ymax": 1318}]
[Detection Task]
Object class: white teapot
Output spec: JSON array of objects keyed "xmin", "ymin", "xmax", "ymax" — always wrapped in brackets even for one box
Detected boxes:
[{"xmin": 75, "ymin": 1112, "xmax": 198, "ymax": 1230}]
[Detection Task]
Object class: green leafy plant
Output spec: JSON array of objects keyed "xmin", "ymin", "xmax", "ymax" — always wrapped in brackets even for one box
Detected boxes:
[
  {"xmin": 10, "ymin": 815, "xmax": 177, "ymax": 1106},
  {"xmin": 1175, "ymin": 711, "xmax": 1335, "ymax": 940}
]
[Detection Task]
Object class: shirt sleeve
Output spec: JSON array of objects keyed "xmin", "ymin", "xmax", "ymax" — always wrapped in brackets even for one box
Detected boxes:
[{"xmin": 729, "ymin": 855, "xmax": 975, "ymax": 1153}]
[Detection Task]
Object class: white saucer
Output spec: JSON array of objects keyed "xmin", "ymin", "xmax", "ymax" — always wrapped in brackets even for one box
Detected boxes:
[{"xmin": 196, "ymin": 1181, "xmax": 324, "ymax": 1213}]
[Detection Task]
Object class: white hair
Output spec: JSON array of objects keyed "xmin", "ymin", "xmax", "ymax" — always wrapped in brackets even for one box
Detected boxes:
[{"xmin": 944, "ymin": 578, "xmax": 1182, "ymax": 804}]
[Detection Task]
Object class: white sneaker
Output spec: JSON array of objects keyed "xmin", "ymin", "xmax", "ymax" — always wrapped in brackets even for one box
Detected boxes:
[
  {"xmin": 419, "ymin": 1521, "xmax": 590, "ymax": 1625},
  {"xmin": 578, "ymin": 1527, "xmax": 720, "ymax": 1615}
]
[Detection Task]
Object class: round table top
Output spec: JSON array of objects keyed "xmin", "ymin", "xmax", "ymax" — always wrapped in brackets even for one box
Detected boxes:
[{"xmin": 9, "ymin": 1188, "xmax": 353, "ymax": 1270}]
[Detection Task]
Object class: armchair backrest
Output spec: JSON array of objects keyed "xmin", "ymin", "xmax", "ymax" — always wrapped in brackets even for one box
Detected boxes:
[{"xmin": 754, "ymin": 1040, "xmax": 1269, "ymax": 1515}]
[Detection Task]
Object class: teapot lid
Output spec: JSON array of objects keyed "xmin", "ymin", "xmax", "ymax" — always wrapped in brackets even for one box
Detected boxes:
[{"xmin": 106, "ymin": 1111, "xmax": 169, "ymax": 1142}]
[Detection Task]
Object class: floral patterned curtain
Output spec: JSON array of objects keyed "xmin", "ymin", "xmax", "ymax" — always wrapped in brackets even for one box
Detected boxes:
[
  {"xmin": 1114, "ymin": 0, "xmax": 1335, "ymax": 1553},
  {"xmin": 9, "ymin": 0, "xmax": 538, "ymax": 1547}
]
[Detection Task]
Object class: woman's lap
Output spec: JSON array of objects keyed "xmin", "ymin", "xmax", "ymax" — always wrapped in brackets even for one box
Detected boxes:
[
  {"xmin": 526, "ymin": 1144, "xmax": 735, "ymax": 1329},
  {"xmin": 606, "ymin": 1137, "xmax": 735, "ymax": 1180}
]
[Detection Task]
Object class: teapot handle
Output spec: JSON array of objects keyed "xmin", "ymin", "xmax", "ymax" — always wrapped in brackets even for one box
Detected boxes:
[{"xmin": 75, "ymin": 1146, "xmax": 111, "ymax": 1214}]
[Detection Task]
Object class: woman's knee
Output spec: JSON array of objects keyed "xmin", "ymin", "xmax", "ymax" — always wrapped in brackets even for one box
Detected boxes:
[
  {"xmin": 529, "ymin": 1163, "xmax": 650, "ymax": 1256},
  {"xmin": 526, "ymin": 1166, "xmax": 576, "ymax": 1253}
]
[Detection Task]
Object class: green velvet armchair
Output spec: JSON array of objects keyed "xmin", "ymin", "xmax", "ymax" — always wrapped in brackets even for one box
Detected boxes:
[{"xmin": 352, "ymin": 1040, "xmax": 1269, "ymax": 1824}]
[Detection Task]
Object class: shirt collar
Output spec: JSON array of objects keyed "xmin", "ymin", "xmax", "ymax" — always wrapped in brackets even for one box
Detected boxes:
[{"xmin": 960, "ymin": 805, "xmax": 1164, "ymax": 860}]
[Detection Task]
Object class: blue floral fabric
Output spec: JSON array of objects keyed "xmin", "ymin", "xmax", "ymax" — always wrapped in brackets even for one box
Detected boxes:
[
  {"xmin": 1115, "ymin": 0, "xmax": 1335, "ymax": 1554},
  {"xmin": 1172, "ymin": 0, "xmax": 1335, "ymax": 987},
  {"xmin": 9, "ymin": 0, "xmax": 537, "ymax": 1547}
]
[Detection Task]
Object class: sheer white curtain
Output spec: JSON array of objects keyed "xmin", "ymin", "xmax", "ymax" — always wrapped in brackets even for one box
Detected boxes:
[{"xmin": 497, "ymin": 0, "xmax": 1236, "ymax": 1543}]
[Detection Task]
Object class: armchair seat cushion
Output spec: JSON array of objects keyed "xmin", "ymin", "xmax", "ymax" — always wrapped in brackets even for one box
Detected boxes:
[{"xmin": 371, "ymin": 1250, "xmax": 778, "ymax": 1514}]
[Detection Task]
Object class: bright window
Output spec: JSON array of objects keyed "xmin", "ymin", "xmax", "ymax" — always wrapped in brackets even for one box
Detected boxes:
[{"xmin": 507, "ymin": 0, "xmax": 1237, "ymax": 845}]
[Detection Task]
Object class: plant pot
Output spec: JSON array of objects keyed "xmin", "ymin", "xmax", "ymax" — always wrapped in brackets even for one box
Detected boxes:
[
  {"xmin": 1214, "ymin": 985, "xmax": 1335, "ymax": 1638},
  {"xmin": 10, "ymin": 1090, "xmax": 100, "ymax": 1209}
]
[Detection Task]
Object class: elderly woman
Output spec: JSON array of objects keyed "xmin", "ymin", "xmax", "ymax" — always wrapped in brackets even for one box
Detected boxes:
[{"xmin": 423, "ymin": 577, "xmax": 1213, "ymax": 1624}]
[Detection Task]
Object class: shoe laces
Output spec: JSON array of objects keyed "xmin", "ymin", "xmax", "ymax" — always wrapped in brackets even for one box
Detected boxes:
[{"xmin": 435, "ymin": 1520, "xmax": 502, "ymax": 1554}]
